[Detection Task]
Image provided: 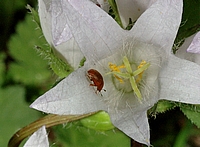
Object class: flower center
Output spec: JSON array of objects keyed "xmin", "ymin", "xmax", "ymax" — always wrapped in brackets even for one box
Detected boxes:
[{"xmin": 107, "ymin": 56, "xmax": 150, "ymax": 101}]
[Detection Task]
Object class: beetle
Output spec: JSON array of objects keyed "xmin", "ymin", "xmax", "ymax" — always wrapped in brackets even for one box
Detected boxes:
[{"xmin": 87, "ymin": 69, "xmax": 104, "ymax": 93}]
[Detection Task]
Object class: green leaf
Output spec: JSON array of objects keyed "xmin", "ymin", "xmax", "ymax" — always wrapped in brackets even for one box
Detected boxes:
[
  {"xmin": 180, "ymin": 105, "xmax": 200, "ymax": 128},
  {"xmin": 0, "ymin": 53, "xmax": 6, "ymax": 85},
  {"xmin": 179, "ymin": 103, "xmax": 200, "ymax": 113},
  {"xmin": 0, "ymin": 86, "xmax": 40, "ymax": 147},
  {"xmin": 108, "ymin": 0, "xmax": 123, "ymax": 28},
  {"xmin": 149, "ymin": 100, "xmax": 177, "ymax": 115},
  {"xmin": 176, "ymin": 0, "xmax": 200, "ymax": 42},
  {"xmin": 52, "ymin": 123, "xmax": 130, "ymax": 147},
  {"xmin": 8, "ymin": 14, "xmax": 51, "ymax": 85}
]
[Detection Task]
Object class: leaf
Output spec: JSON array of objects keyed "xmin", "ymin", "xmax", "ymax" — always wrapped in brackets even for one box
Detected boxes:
[
  {"xmin": 108, "ymin": 0, "xmax": 123, "ymax": 28},
  {"xmin": 180, "ymin": 105, "xmax": 200, "ymax": 128},
  {"xmin": 8, "ymin": 14, "xmax": 51, "ymax": 85},
  {"xmin": 0, "ymin": 53, "xmax": 6, "ymax": 85},
  {"xmin": 0, "ymin": 86, "xmax": 40, "ymax": 147},
  {"xmin": 175, "ymin": 0, "xmax": 200, "ymax": 41},
  {"xmin": 179, "ymin": 103, "xmax": 200, "ymax": 113},
  {"xmin": 52, "ymin": 123, "xmax": 130, "ymax": 147},
  {"xmin": 149, "ymin": 100, "xmax": 177, "ymax": 115}
]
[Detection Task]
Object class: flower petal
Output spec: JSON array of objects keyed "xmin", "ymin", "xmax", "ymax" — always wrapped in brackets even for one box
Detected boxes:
[
  {"xmin": 116, "ymin": 0, "xmax": 156, "ymax": 28},
  {"xmin": 38, "ymin": 0, "xmax": 52, "ymax": 45},
  {"xmin": 23, "ymin": 126, "xmax": 49, "ymax": 147},
  {"xmin": 176, "ymin": 34, "xmax": 200, "ymax": 65},
  {"xmin": 130, "ymin": 0, "xmax": 183, "ymax": 53},
  {"xmin": 92, "ymin": 0, "xmax": 110, "ymax": 12},
  {"xmin": 187, "ymin": 32, "xmax": 200, "ymax": 54},
  {"xmin": 111, "ymin": 109, "xmax": 150, "ymax": 145},
  {"xmin": 54, "ymin": 38, "xmax": 84, "ymax": 69},
  {"xmin": 39, "ymin": 0, "xmax": 84, "ymax": 69},
  {"xmin": 51, "ymin": 0, "xmax": 126, "ymax": 61},
  {"xmin": 30, "ymin": 67, "xmax": 106, "ymax": 115},
  {"xmin": 159, "ymin": 55, "xmax": 200, "ymax": 104},
  {"xmin": 104, "ymin": 89, "xmax": 158, "ymax": 145}
]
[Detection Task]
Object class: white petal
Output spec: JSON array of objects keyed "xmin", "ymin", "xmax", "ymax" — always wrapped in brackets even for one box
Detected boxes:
[
  {"xmin": 23, "ymin": 126, "xmax": 49, "ymax": 147},
  {"xmin": 159, "ymin": 55, "xmax": 200, "ymax": 104},
  {"xmin": 176, "ymin": 34, "xmax": 200, "ymax": 65},
  {"xmin": 111, "ymin": 109, "xmax": 150, "ymax": 146},
  {"xmin": 51, "ymin": 0, "xmax": 126, "ymax": 61},
  {"xmin": 39, "ymin": 0, "xmax": 84, "ymax": 69},
  {"xmin": 38, "ymin": 0, "xmax": 52, "ymax": 45},
  {"xmin": 30, "ymin": 67, "xmax": 106, "ymax": 115},
  {"xmin": 116, "ymin": 0, "xmax": 156, "ymax": 28},
  {"xmin": 130, "ymin": 0, "xmax": 183, "ymax": 53},
  {"xmin": 91, "ymin": 0, "xmax": 110, "ymax": 12},
  {"xmin": 104, "ymin": 87, "xmax": 158, "ymax": 145},
  {"xmin": 55, "ymin": 38, "xmax": 84, "ymax": 69},
  {"xmin": 187, "ymin": 32, "xmax": 200, "ymax": 54}
]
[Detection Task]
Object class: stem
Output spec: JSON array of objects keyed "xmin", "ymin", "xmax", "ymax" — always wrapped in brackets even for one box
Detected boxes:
[
  {"xmin": 8, "ymin": 113, "xmax": 95, "ymax": 147},
  {"xmin": 173, "ymin": 120, "xmax": 193, "ymax": 147}
]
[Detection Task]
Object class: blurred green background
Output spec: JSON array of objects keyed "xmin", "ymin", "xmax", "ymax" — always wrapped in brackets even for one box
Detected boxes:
[{"xmin": 0, "ymin": 0, "xmax": 200, "ymax": 147}]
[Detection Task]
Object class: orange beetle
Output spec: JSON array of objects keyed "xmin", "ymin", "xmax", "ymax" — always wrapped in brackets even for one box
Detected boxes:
[{"xmin": 87, "ymin": 69, "xmax": 104, "ymax": 93}]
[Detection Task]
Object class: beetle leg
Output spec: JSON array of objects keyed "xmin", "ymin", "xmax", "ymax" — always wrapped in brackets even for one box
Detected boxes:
[{"xmin": 90, "ymin": 83, "xmax": 95, "ymax": 86}]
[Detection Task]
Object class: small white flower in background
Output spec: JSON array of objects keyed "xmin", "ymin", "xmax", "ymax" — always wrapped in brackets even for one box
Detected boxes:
[
  {"xmin": 23, "ymin": 126, "xmax": 49, "ymax": 147},
  {"xmin": 176, "ymin": 32, "xmax": 200, "ymax": 64},
  {"xmin": 31, "ymin": 0, "xmax": 200, "ymax": 146},
  {"xmin": 115, "ymin": 0, "xmax": 157, "ymax": 28},
  {"xmin": 91, "ymin": 0, "xmax": 110, "ymax": 12},
  {"xmin": 187, "ymin": 32, "xmax": 200, "ymax": 54}
]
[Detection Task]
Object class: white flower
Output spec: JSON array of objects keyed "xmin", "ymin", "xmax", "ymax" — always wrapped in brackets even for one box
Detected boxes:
[
  {"xmin": 115, "ymin": 0, "xmax": 157, "ymax": 28},
  {"xmin": 39, "ymin": 0, "xmax": 109, "ymax": 69},
  {"xmin": 31, "ymin": 0, "xmax": 200, "ymax": 146},
  {"xmin": 23, "ymin": 126, "xmax": 49, "ymax": 147},
  {"xmin": 176, "ymin": 32, "xmax": 200, "ymax": 64},
  {"xmin": 187, "ymin": 32, "xmax": 200, "ymax": 54},
  {"xmin": 91, "ymin": 0, "xmax": 110, "ymax": 12}
]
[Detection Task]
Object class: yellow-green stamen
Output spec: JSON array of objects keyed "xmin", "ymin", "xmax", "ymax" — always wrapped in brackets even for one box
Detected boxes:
[
  {"xmin": 135, "ymin": 60, "xmax": 150, "ymax": 83},
  {"xmin": 107, "ymin": 56, "xmax": 150, "ymax": 101},
  {"xmin": 108, "ymin": 63, "xmax": 125, "ymax": 83}
]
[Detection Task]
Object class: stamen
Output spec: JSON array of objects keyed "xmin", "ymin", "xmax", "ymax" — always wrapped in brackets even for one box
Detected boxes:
[
  {"xmin": 114, "ymin": 75, "xmax": 124, "ymax": 83},
  {"xmin": 135, "ymin": 60, "xmax": 150, "ymax": 83},
  {"xmin": 109, "ymin": 63, "xmax": 125, "ymax": 72},
  {"xmin": 108, "ymin": 63, "xmax": 125, "ymax": 83},
  {"xmin": 107, "ymin": 56, "xmax": 150, "ymax": 101}
]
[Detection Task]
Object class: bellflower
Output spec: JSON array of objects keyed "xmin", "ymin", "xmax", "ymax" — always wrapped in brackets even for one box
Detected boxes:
[
  {"xmin": 39, "ymin": 0, "xmax": 109, "ymax": 69},
  {"xmin": 187, "ymin": 32, "xmax": 200, "ymax": 54},
  {"xmin": 91, "ymin": 0, "xmax": 110, "ymax": 12},
  {"xmin": 31, "ymin": 0, "xmax": 200, "ymax": 145},
  {"xmin": 23, "ymin": 126, "xmax": 49, "ymax": 147},
  {"xmin": 176, "ymin": 32, "xmax": 200, "ymax": 64},
  {"xmin": 115, "ymin": 0, "xmax": 157, "ymax": 28}
]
